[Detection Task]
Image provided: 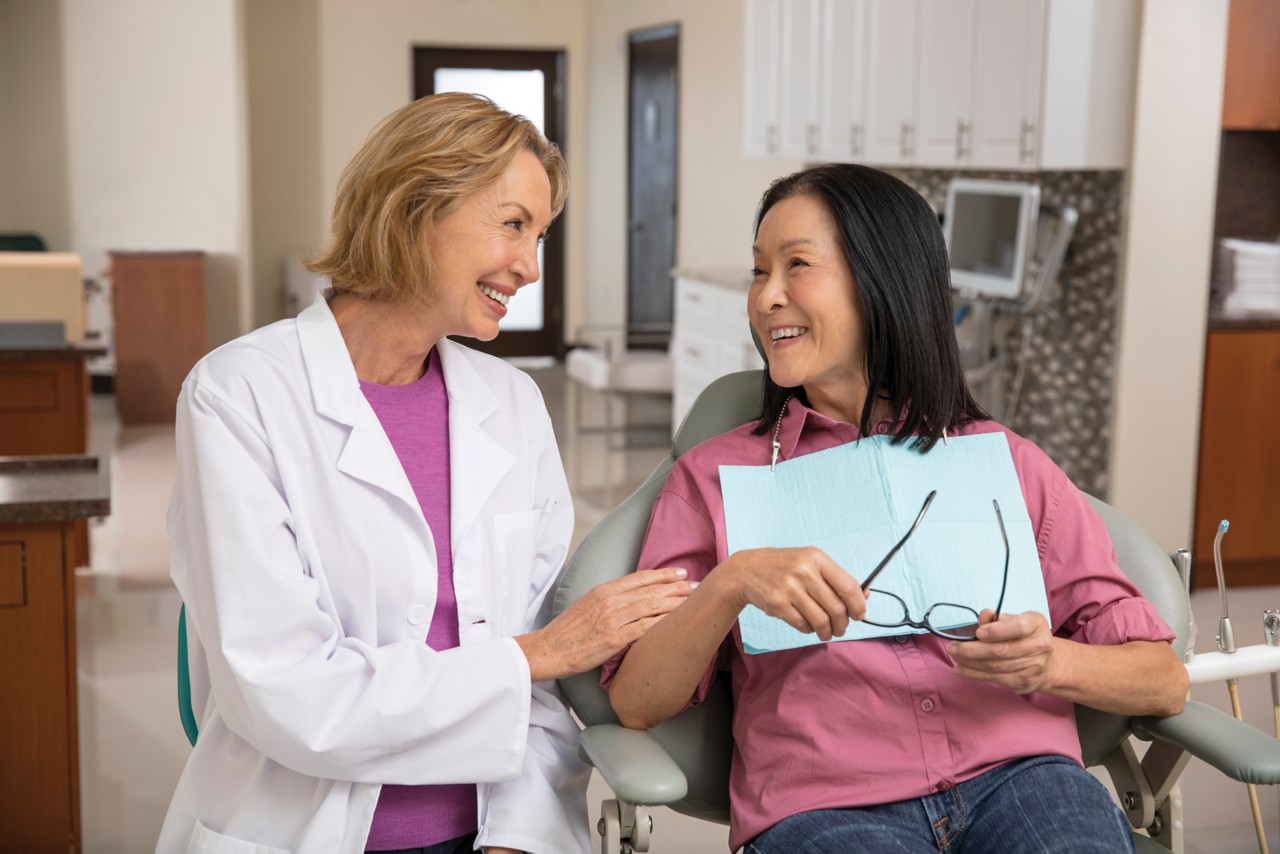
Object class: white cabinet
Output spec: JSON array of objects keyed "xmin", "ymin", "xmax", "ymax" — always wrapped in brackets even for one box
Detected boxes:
[
  {"xmin": 743, "ymin": 0, "xmax": 1139, "ymax": 171},
  {"xmin": 915, "ymin": 0, "xmax": 976, "ymax": 167},
  {"xmin": 817, "ymin": 0, "xmax": 868, "ymax": 161},
  {"xmin": 778, "ymin": 0, "xmax": 822, "ymax": 159},
  {"xmin": 969, "ymin": 0, "xmax": 1046, "ymax": 168},
  {"xmin": 743, "ymin": 0, "xmax": 782, "ymax": 158},
  {"xmin": 672, "ymin": 273, "xmax": 762, "ymax": 430},
  {"xmin": 861, "ymin": 0, "xmax": 917, "ymax": 166}
]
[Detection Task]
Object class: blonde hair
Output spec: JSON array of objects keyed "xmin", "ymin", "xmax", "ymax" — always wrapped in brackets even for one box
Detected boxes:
[{"xmin": 308, "ymin": 92, "xmax": 567, "ymax": 302}]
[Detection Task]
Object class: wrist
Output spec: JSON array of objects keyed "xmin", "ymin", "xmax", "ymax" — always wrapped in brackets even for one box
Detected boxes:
[
  {"xmin": 704, "ymin": 558, "xmax": 749, "ymax": 615},
  {"xmin": 514, "ymin": 630, "xmax": 556, "ymax": 683}
]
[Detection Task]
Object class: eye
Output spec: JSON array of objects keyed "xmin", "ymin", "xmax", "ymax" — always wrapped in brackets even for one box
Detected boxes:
[
  {"xmin": 788, "ymin": 257, "xmax": 809, "ymax": 269},
  {"xmin": 750, "ymin": 266, "xmax": 767, "ymax": 278},
  {"xmin": 504, "ymin": 218, "xmax": 526, "ymax": 231}
]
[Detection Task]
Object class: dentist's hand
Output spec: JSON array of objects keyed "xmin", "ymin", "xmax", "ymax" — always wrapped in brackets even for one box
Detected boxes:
[
  {"xmin": 714, "ymin": 547, "xmax": 866, "ymax": 641},
  {"xmin": 515, "ymin": 567, "xmax": 693, "ymax": 682},
  {"xmin": 947, "ymin": 610, "xmax": 1060, "ymax": 694}
]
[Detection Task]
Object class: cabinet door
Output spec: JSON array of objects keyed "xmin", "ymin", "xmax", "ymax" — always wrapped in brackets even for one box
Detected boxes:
[
  {"xmin": 969, "ymin": 0, "xmax": 1045, "ymax": 168},
  {"xmin": 915, "ymin": 0, "xmax": 975, "ymax": 167},
  {"xmin": 818, "ymin": 0, "xmax": 868, "ymax": 161},
  {"xmin": 743, "ymin": 0, "xmax": 783, "ymax": 158},
  {"xmin": 778, "ymin": 0, "xmax": 823, "ymax": 159},
  {"xmin": 862, "ymin": 0, "xmax": 918, "ymax": 166}
]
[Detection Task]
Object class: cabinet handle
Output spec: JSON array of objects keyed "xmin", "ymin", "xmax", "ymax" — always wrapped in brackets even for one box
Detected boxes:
[
  {"xmin": 683, "ymin": 345, "xmax": 703, "ymax": 359},
  {"xmin": 767, "ymin": 124, "xmax": 778, "ymax": 155},
  {"xmin": 1019, "ymin": 119, "xmax": 1036, "ymax": 163},
  {"xmin": 900, "ymin": 122, "xmax": 915, "ymax": 159},
  {"xmin": 686, "ymin": 291, "xmax": 702, "ymax": 303},
  {"xmin": 956, "ymin": 120, "xmax": 970, "ymax": 161},
  {"xmin": 850, "ymin": 123, "xmax": 862, "ymax": 157},
  {"xmin": 900, "ymin": 122, "xmax": 909, "ymax": 159},
  {"xmin": 807, "ymin": 124, "xmax": 818, "ymax": 156}
]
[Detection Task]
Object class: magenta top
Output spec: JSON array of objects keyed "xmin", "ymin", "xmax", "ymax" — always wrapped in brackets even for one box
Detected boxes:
[
  {"xmin": 361, "ymin": 349, "xmax": 477, "ymax": 850},
  {"xmin": 601, "ymin": 400, "xmax": 1174, "ymax": 851}
]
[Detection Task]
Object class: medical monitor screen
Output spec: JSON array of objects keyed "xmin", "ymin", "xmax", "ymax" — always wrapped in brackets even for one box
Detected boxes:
[{"xmin": 945, "ymin": 179, "xmax": 1040, "ymax": 300}]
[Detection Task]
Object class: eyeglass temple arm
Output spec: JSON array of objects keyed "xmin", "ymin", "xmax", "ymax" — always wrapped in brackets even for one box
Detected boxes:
[
  {"xmin": 860, "ymin": 490, "xmax": 937, "ymax": 594},
  {"xmin": 992, "ymin": 499, "xmax": 1010, "ymax": 619}
]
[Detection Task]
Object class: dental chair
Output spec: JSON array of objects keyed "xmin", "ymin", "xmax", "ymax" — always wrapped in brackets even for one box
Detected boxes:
[{"xmin": 551, "ymin": 369, "xmax": 1280, "ymax": 854}]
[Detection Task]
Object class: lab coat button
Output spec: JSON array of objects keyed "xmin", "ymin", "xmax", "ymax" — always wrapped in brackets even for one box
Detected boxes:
[{"xmin": 407, "ymin": 605, "xmax": 429, "ymax": 626}]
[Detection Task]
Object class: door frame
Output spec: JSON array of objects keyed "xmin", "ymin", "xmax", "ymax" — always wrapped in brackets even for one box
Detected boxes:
[
  {"xmin": 413, "ymin": 46, "xmax": 567, "ymax": 359},
  {"xmin": 626, "ymin": 24, "xmax": 680, "ymax": 351}
]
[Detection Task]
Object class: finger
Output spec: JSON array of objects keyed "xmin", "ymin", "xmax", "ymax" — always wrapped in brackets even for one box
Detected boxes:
[
  {"xmin": 974, "ymin": 612, "xmax": 1040, "ymax": 642},
  {"xmin": 776, "ymin": 605, "xmax": 818, "ymax": 637},
  {"xmin": 819, "ymin": 561, "xmax": 866, "ymax": 622},
  {"xmin": 629, "ymin": 567, "xmax": 690, "ymax": 587},
  {"xmin": 791, "ymin": 596, "xmax": 835, "ymax": 641},
  {"xmin": 803, "ymin": 575, "xmax": 851, "ymax": 638}
]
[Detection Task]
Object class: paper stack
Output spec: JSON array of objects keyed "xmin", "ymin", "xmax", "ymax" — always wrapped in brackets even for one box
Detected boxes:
[{"xmin": 1217, "ymin": 237, "xmax": 1280, "ymax": 318}]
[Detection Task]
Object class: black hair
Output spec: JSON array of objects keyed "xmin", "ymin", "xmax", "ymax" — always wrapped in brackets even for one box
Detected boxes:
[{"xmin": 750, "ymin": 163, "xmax": 987, "ymax": 452}]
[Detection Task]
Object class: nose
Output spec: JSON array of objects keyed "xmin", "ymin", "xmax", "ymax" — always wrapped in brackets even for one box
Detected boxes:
[
  {"xmin": 512, "ymin": 238, "xmax": 541, "ymax": 287},
  {"xmin": 752, "ymin": 267, "xmax": 788, "ymax": 316}
]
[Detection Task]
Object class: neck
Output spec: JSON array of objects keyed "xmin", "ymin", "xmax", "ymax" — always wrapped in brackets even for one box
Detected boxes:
[
  {"xmin": 330, "ymin": 292, "xmax": 441, "ymax": 385},
  {"xmin": 804, "ymin": 380, "xmax": 892, "ymax": 428}
]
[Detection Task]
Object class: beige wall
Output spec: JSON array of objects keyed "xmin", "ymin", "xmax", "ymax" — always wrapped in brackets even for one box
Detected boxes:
[
  {"xmin": 313, "ymin": 0, "xmax": 589, "ymax": 332},
  {"xmin": 60, "ymin": 0, "xmax": 252, "ymax": 347},
  {"xmin": 245, "ymin": 0, "xmax": 324, "ymax": 328},
  {"xmin": 1109, "ymin": 0, "xmax": 1228, "ymax": 552},
  {"xmin": 0, "ymin": 0, "xmax": 73, "ymax": 250},
  {"xmin": 583, "ymin": 0, "xmax": 802, "ymax": 327}
]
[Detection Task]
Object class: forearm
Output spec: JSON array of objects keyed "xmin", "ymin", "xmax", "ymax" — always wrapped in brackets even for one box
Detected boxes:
[
  {"xmin": 610, "ymin": 567, "xmax": 743, "ymax": 729},
  {"xmin": 1045, "ymin": 638, "xmax": 1188, "ymax": 717}
]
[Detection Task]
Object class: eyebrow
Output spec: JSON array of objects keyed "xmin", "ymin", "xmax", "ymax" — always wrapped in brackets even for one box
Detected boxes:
[
  {"xmin": 752, "ymin": 238, "xmax": 818, "ymax": 254},
  {"xmin": 499, "ymin": 202, "xmax": 535, "ymax": 222}
]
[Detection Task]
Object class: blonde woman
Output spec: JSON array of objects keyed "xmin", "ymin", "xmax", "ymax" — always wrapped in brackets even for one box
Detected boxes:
[{"xmin": 159, "ymin": 93, "xmax": 690, "ymax": 854}]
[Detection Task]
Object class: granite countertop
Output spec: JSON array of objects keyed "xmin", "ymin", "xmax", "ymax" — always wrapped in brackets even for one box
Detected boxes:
[
  {"xmin": 0, "ymin": 342, "xmax": 109, "ymax": 361},
  {"xmin": 673, "ymin": 267, "xmax": 753, "ymax": 292},
  {"xmin": 0, "ymin": 455, "xmax": 111, "ymax": 524}
]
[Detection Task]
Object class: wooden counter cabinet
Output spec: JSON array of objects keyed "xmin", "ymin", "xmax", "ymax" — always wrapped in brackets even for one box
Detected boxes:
[{"xmin": 1193, "ymin": 326, "xmax": 1280, "ymax": 586}]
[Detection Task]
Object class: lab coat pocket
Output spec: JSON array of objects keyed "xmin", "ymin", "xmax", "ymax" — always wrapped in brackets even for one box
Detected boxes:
[
  {"xmin": 186, "ymin": 820, "xmax": 290, "ymax": 854},
  {"xmin": 491, "ymin": 507, "xmax": 553, "ymax": 633}
]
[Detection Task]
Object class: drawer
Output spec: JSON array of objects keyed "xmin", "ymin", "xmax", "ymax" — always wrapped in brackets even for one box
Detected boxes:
[{"xmin": 674, "ymin": 277, "xmax": 724, "ymax": 336}]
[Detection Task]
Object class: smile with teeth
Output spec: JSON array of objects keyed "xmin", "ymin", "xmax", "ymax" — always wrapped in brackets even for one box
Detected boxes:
[
  {"xmin": 770, "ymin": 326, "xmax": 809, "ymax": 341},
  {"xmin": 478, "ymin": 284, "xmax": 510, "ymax": 306}
]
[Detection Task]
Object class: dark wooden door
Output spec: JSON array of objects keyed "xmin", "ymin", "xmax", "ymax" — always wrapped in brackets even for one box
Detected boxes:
[
  {"xmin": 627, "ymin": 27, "xmax": 679, "ymax": 345},
  {"xmin": 414, "ymin": 46, "xmax": 566, "ymax": 359}
]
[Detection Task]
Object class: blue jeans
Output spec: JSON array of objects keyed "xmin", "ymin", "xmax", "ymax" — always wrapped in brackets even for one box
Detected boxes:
[{"xmin": 746, "ymin": 755, "xmax": 1133, "ymax": 853}]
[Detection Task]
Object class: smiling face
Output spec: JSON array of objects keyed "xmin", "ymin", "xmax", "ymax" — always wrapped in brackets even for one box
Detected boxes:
[
  {"xmin": 750, "ymin": 193, "xmax": 870, "ymax": 421},
  {"xmin": 420, "ymin": 149, "xmax": 552, "ymax": 342}
]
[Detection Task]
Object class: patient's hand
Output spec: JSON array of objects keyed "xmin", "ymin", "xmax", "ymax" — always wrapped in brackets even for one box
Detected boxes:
[
  {"xmin": 719, "ymin": 547, "xmax": 866, "ymax": 641},
  {"xmin": 946, "ymin": 610, "xmax": 1060, "ymax": 695}
]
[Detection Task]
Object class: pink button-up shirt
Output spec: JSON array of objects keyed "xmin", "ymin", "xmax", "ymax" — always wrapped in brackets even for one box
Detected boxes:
[{"xmin": 601, "ymin": 401, "xmax": 1173, "ymax": 851}]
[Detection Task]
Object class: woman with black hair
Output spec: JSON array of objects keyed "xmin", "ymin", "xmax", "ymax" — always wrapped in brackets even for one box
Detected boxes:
[{"xmin": 603, "ymin": 164, "xmax": 1187, "ymax": 853}]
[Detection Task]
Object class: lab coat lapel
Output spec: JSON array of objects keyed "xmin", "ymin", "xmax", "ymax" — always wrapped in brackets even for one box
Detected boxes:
[
  {"xmin": 438, "ymin": 338, "xmax": 514, "ymax": 555},
  {"xmin": 295, "ymin": 296, "xmax": 421, "ymax": 513}
]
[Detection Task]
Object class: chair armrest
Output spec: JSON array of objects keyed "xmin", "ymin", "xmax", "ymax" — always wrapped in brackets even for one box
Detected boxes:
[
  {"xmin": 579, "ymin": 724, "xmax": 689, "ymax": 805},
  {"xmin": 1133, "ymin": 700, "xmax": 1280, "ymax": 785}
]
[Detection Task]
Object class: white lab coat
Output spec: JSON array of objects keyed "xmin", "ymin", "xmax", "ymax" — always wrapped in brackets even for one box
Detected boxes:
[{"xmin": 156, "ymin": 297, "xmax": 589, "ymax": 854}]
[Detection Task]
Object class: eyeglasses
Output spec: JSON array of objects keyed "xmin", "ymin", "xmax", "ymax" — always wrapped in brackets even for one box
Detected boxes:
[{"xmin": 859, "ymin": 490, "xmax": 1009, "ymax": 642}]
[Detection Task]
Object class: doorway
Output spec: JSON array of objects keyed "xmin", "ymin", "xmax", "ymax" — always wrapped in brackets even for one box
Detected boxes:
[
  {"xmin": 413, "ymin": 46, "xmax": 566, "ymax": 358},
  {"xmin": 627, "ymin": 25, "xmax": 680, "ymax": 348}
]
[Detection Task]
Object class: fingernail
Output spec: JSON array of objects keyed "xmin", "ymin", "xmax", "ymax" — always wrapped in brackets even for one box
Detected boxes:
[
  {"xmin": 689, "ymin": 582, "xmax": 700, "ymax": 590},
  {"xmin": 675, "ymin": 568, "xmax": 688, "ymax": 578}
]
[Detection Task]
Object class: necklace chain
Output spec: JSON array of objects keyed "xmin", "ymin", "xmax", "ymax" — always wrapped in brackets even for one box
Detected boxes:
[{"xmin": 770, "ymin": 394, "xmax": 792, "ymax": 471}]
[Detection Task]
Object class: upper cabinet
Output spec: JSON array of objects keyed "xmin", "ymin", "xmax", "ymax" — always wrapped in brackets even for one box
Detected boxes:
[
  {"xmin": 1221, "ymin": 0, "xmax": 1280, "ymax": 130},
  {"xmin": 744, "ymin": 0, "xmax": 1140, "ymax": 171}
]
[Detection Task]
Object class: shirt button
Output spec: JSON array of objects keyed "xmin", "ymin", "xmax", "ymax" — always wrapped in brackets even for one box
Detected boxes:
[
  {"xmin": 407, "ymin": 605, "xmax": 429, "ymax": 626},
  {"xmin": 920, "ymin": 698, "xmax": 935, "ymax": 712},
  {"xmin": 895, "ymin": 635, "xmax": 910, "ymax": 645},
  {"xmin": 937, "ymin": 780, "xmax": 952, "ymax": 792}
]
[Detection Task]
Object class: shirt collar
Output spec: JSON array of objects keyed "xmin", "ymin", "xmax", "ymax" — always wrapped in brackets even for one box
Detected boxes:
[{"xmin": 773, "ymin": 396, "xmax": 902, "ymax": 465}]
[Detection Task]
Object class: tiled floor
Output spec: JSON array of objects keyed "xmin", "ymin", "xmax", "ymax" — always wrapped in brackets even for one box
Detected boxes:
[{"xmin": 76, "ymin": 367, "xmax": 1277, "ymax": 853}]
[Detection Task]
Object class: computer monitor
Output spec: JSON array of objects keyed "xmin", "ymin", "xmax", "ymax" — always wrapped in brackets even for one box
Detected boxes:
[{"xmin": 944, "ymin": 179, "xmax": 1041, "ymax": 299}]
